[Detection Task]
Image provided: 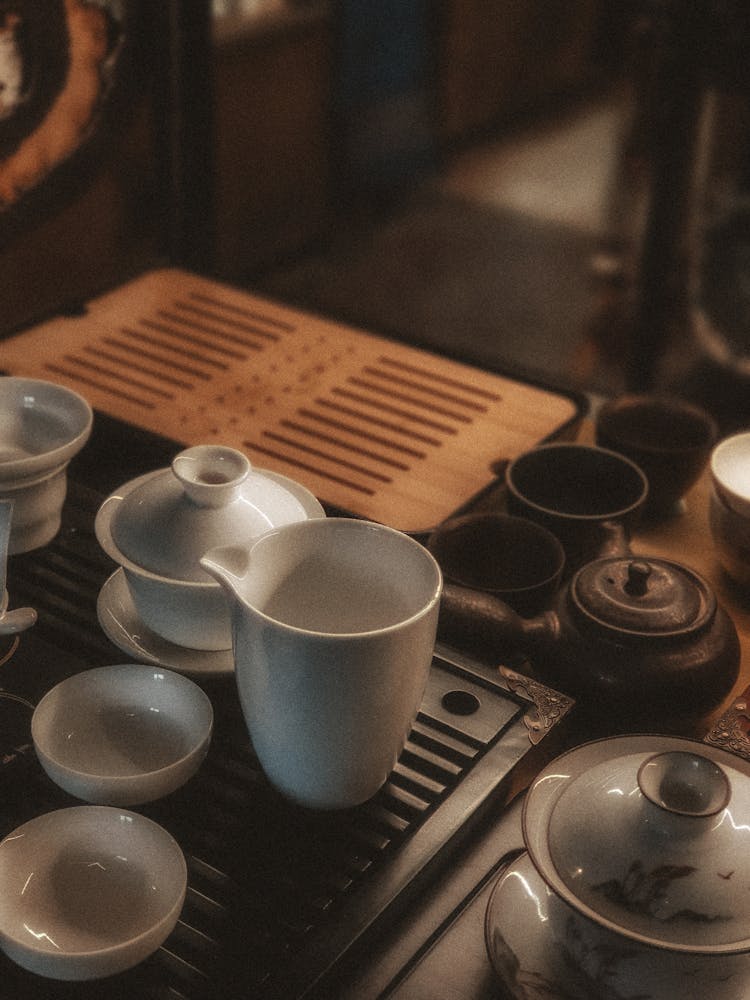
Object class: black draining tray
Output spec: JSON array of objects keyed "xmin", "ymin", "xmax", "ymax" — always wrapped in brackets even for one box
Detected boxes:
[{"xmin": 1, "ymin": 423, "xmax": 572, "ymax": 1000}]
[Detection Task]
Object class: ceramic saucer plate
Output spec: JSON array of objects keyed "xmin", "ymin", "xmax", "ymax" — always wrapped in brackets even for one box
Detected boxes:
[{"xmin": 97, "ymin": 569, "xmax": 234, "ymax": 676}]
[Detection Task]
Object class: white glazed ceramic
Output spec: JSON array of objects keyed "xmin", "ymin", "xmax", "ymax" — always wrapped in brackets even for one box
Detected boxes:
[
  {"xmin": 0, "ymin": 377, "xmax": 93, "ymax": 553},
  {"xmin": 709, "ymin": 484, "xmax": 750, "ymax": 586},
  {"xmin": 201, "ymin": 517, "xmax": 443, "ymax": 810},
  {"xmin": 0, "ymin": 806, "xmax": 186, "ymax": 980},
  {"xmin": 485, "ymin": 734, "xmax": 750, "ymax": 1000},
  {"xmin": 31, "ymin": 664, "xmax": 213, "ymax": 806},
  {"xmin": 97, "ymin": 569, "xmax": 234, "ymax": 675},
  {"xmin": 95, "ymin": 444, "xmax": 325, "ymax": 650},
  {"xmin": 0, "ymin": 500, "xmax": 37, "ymax": 635},
  {"xmin": 711, "ymin": 431, "xmax": 750, "ymax": 519}
]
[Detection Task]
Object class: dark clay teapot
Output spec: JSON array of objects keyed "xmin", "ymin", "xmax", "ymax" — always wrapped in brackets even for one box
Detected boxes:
[{"xmin": 440, "ymin": 554, "xmax": 740, "ymax": 722}]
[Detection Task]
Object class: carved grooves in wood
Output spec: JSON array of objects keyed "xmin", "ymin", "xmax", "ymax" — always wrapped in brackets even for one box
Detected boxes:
[
  {"xmin": 43, "ymin": 291, "xmax": 284, "ymax": 408},
  {"xmin": 247, "ymin": 354, "xmax": 495, "ymax": 497}
]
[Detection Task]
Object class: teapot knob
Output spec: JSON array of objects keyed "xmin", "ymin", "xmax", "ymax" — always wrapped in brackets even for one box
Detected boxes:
[{"xmin": 624, "ymin": 560, "xmax": 653, "ymax": 597}]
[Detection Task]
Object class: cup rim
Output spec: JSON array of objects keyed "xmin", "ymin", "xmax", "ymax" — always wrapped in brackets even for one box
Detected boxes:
[
  {"xmin": 506, "ymin": 442, "xmax": 649, "ymax": 522},
  {"xmin": 426, "ymin": 510, "xmax": 565, "ymax": 596},
  {"xmin": 237, "ymin": 516, "xmax": 443, "ymax": 638},
  {"xmin": 595, "ymin": 393, "xmax": 718, "ymax": 456},
  {"xmin": 0, "ymin": 377, "xmax": 93, "ymax": 481}
]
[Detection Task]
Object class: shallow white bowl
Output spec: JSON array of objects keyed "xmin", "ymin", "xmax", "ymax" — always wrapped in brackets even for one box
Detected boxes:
[
  {"xmin": 0, "ymin": 806, "xmax": 186, "ymax": 980},
  {"xmin": 32, "ymin": 665, "xmax": 213, "ymax": 806},
  {"xmin": 0, "ymin": 377, "xmax": 93, "ymax": 553}
]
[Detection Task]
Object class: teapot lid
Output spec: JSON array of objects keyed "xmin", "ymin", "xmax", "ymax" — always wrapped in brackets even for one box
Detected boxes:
[
  {"xmin": 524, "ymin": 735, "xmax": 750, "ymax": 953},
  {"xmin": 571, "ymin": 556, "xmax": 714, "ymax": 638},
  {"xmin": 108, "ymin": 445, "xmax": 324, "ymax": 581}
]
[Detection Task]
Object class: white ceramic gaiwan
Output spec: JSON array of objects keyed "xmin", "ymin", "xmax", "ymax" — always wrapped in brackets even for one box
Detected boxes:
[
  {"xmin": 485, "ymin": 735, "xmax": 750, "ymax": 1000},
  {"xmin": 0, "ymin": 376, "xmax": 93, "ymax": 553},
  {"xmin": 95, "ymin": 444, "xmax": 325, "ymax": 650}
]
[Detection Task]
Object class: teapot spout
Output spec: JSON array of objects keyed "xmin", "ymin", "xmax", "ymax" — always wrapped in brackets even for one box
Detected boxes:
[{"xmin": 200, "ymin": 545, "xmax": 252, "ymax": 602}]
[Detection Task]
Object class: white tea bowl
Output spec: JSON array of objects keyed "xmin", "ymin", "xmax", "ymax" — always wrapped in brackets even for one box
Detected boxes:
[
  {"xmin": 95, "ymin": 444, "xmax": 325, "ymax": 650},
  {"xmin": 711, "ymin": 430, "xmax": 750, "ymax": 519},
  {"xmin": 32, "ymin": 664, "xmax": 213, "ymax": 806},
  {"xmin": 0, "ymin": 806, "xmax": 186, "ymax": 980},
  {"xmin": 0, "ymin": 376, "xmax": 93, "ymax": 553}
]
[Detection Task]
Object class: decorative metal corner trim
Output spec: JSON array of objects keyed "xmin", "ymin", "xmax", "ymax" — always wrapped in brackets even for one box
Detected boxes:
[
  {"xmin": 704, "ymin": 689, "xmax": 750, "ymax": 761},
  {"xmin": 499, "ymin": 666, "xmax": 574, "ymax": 745}
]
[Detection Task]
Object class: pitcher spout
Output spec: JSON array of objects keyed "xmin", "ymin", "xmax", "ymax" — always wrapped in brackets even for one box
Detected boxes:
[{"xmin": 200, "ymin": 545, "xmax": 252, "ymax": 603}]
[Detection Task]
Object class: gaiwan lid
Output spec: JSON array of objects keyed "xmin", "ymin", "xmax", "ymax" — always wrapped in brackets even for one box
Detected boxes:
[
  {"xmin": 107, "ymin": 445, "xmax": 324, "ymax": 581},
  {"xmin": 523, "ymin": 734, "xmax": 750, "ymax": 953}
]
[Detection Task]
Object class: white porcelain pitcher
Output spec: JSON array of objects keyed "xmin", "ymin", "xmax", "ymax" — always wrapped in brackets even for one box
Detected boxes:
[{"xmin": 201, "ymin": 517, "xmax": 442, "ymax": 810}]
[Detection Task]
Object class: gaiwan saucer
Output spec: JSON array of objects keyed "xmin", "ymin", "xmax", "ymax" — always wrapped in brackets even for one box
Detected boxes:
[{"xmin": 97, "ymin": 569, "xmax": 234, "ymax": 677}]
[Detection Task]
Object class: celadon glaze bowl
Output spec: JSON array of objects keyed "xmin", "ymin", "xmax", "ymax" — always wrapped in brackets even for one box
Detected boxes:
[
  {"xmin": 95, "ymin": 444, "xmax": 325, "ymax": 650},
  {"xmin": 0, "ymin": 806, "xmax": 186, "ymax": 980},
  {"xmin": 32, "ymin": 664, "xmax": 213, "ymax": 806},
  {"xmin": 0, "ymin": 376, "xmax": 93, "ymax": 553},
  {"xmin": 486, "ymin": 735, "xmax": 750, "ymax": 1000}
]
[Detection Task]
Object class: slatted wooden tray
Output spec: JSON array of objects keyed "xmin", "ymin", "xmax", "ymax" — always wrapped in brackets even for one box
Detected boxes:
[{"xmin": 1, "ymin": 267, "xmax": 582, "ymax": 531}]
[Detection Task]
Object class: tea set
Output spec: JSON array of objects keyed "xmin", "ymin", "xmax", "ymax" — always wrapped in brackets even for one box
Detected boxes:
[{"xmin": 1, "ymin": 374, "xmax": 750, "ymax": 993}]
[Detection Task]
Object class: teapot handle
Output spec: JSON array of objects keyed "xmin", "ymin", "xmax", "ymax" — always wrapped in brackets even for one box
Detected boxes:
[{"xmin": 438, "ymin": 581, "xmax": 554, "ymax": 660}]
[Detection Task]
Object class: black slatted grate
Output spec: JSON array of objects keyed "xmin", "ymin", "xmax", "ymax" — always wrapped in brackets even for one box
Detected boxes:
[{"xmin": 1, "ymin": 469, "xmax": 571, "ymax": 1000}]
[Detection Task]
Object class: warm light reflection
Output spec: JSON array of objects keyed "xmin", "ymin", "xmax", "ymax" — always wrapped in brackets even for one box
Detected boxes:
[
  {"xmin": 506, "ymin": 869, "xmax": 549, "ymax": 924},
  {"xmin": 533, "ymin": 772, "xmax": 570, "ymax": 790},
  {"xmin": 23, "ymin": 925, "xmax": 60, "ymax": 949},
  {"xmin": 21, "ymin": 873, "xmax": 34, "ymax": 895},
  {"xmin": 716, "ymin": 808, "xmax": 750, "ymax": 835}
]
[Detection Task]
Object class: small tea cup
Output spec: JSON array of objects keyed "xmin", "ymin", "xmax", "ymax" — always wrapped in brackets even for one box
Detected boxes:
[
  {"xmin": 595, "ymin": 394, "xmax": 717, "ymax": 517},
  {"xmin": 427, "ymin": 511, "xmax": 564, "ymax": 616},
  {"xmin": 505, "ymin": 442, "xmax": 648, "ymax": 572}
]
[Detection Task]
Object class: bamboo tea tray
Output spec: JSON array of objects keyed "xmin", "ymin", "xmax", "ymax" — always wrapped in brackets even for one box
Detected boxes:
[{"xmin": 1, "ymin": 267, "xmax": 581, "ymax": 531}]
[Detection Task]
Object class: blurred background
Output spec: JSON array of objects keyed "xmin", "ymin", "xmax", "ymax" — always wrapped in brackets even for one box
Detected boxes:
[{"xmin": 2, "ymin": 0, "xmax": 750, "ymax": 428}]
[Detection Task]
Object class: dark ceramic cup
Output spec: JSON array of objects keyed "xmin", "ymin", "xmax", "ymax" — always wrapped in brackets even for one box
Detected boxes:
[
  {"xmin": 427, "ymin": 511, "xmax": 565, "ymax": 617},
  {"xmin": 595, "ymin": 394, "xmax": 717, "ymax": 518},
  {"xmin": 505, "ymin": 442, "xmax": 648, "ymax": 573}
]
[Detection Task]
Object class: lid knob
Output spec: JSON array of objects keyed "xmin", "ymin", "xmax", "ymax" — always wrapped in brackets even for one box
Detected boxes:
[
  {"xmin": 624, "ymin": 560, "xmax": 652, "ymax": 597},
  {"xmin": 638, "ymin": 750, "xmax": 731, "ymax": 817},
  {"xmin": 172, "ymin": 446, "xmax": 250, "ymax": 508}
]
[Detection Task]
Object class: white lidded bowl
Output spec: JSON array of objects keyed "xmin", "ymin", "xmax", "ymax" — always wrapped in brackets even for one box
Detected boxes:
[
  {"xmin": 32, "ymin": 664, "xmax": 213, "ymax": 806},
  {"xmin": 94, "ymin": 444, "xmax": 325, "ymax": 650},
  {"xmin": 0, "ymin": 806, "xmax": 186, "ymax": 980},
  {"xmin": 486, "ymin": 734, "xmax": 750, "ymax": 1000},
  {"xmin": 0, "ymin": 376, "xmax": 93, "ymax": 553}
]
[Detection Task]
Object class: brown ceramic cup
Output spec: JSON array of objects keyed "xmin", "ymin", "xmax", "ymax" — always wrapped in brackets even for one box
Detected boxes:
[
  {"xmin": 505, "ymin": 442, "xmax": 648, "ymax": 573},
  {"xmin": 427, "ymin": 511, "xmax": 565, "ymax": 617},
  {"xmin": 595, "ymin": 394, "xmax": 717, "ymax": 518}
]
